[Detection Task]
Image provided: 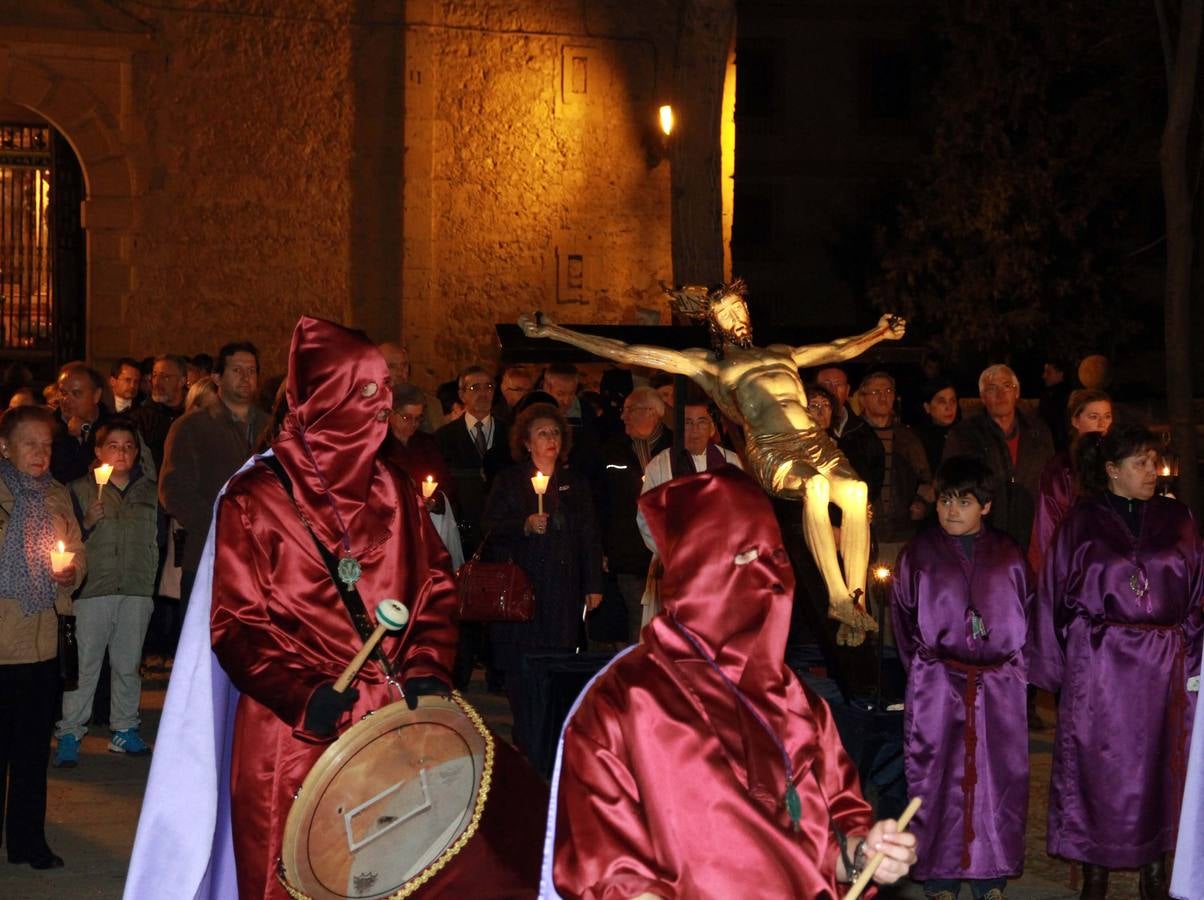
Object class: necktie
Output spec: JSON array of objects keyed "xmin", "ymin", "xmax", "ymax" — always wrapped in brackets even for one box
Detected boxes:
[{"xmin": 474, "ymin": 421, "xmax": 487, "ymax": 458}]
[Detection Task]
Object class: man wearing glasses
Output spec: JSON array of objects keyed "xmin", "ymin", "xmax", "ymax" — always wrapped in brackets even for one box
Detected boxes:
[{"xmin": 943, "ymin": 364, "xmax": 1053, "ymax": 551}]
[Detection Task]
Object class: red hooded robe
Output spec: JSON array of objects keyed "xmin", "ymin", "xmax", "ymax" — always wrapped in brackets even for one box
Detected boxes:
[
  {"xmin": 551, "ymin": 467, "xmax": 874, "ymax": 899},
  {"xmin": 209, "ymin": 317, "xmax": 460, "ymax": 898}
]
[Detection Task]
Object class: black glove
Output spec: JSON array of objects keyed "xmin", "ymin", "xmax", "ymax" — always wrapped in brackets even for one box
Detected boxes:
[
  {"xmin": 304, "ymin": 684, "xmax": 359, "ymax": 737},
  {"xmin": 404, "ymin": 676, "xmax": 450, "ymax": 711}
]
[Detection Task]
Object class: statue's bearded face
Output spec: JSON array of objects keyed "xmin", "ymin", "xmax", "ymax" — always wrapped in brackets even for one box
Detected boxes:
[{"xmin": 710, "ymin": 294, "xmax": 753, "ymax": 348}]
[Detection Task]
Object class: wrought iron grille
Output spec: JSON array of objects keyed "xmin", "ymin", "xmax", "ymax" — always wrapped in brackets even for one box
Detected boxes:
[{"xmin": 0, "ymin": 124, "xmax": 53, "ymax": 354}]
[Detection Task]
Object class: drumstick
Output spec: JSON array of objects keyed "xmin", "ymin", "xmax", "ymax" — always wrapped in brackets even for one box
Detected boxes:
[
  {"xmin": 332, "ymin": 599, "xmax": 410, "ymax": 693},
  {"xmin": 842, "ymin": 797, "xmax": 922, "ymax": 900}
]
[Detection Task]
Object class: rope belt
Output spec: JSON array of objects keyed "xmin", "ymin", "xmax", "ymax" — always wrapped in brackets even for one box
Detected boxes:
[{"xmin": 939, "ymin": 656, "xmax": 1005, "ymax": 869}]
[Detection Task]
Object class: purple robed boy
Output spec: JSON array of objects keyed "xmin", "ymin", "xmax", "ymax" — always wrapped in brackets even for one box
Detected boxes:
[
  {"xmin": 1030, "ymin": 494, "xmax": 1203, "ymax": 868},
  {"xmin": 891, "ymin": 525, "xmax": 1033, "ymax": 882},
  {"xmin": 1173, "ymin": 631, "xmax": 1204, "ymax": 900}
]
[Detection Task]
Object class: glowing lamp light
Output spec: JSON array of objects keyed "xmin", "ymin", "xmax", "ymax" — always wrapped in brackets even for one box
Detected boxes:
[
  {"xmin": 421, "ymin": 475, "xmax": 438, "ymax": 499},
  {"xmin": 531, "ymin": 470, "xmax": 550, "ymax": 514},
  {"xmin": 51, "ymin": 540, "xmax": 74, "ymax": 574},
  {"xmin": 658, "ymin": 104, "xmax": 675, "ymax": 137},
  {"xmin": 873, "ymin": 564, "xmax": 892, "ymax": 583}
]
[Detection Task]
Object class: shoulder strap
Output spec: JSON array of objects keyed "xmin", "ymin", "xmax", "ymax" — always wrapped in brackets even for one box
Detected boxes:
[{"xmin": 261, "ymin": 454, "xmax": 397, "ymax": 681}]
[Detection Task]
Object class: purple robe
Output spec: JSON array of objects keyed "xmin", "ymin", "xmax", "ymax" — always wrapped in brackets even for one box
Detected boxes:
[
  {"xmin": 892, "ymin": 525, "xmax": 1033, "ymax": 881},
  {"xmin": 1173, "ymin": 632, "xmax": 1204, "ymax": 900},
  {"xmin": 1027, "ymin": 451, "xmax": 1075, "ymax": 576},
  {"xmin": 1029, "ymin": 494, "xmax": 1204, "ymax": 868}
]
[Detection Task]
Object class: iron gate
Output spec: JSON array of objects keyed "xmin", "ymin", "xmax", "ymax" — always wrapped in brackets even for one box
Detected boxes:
[{"xmin": 0, "ymin": 123, "xmax": 86, "ymax": 372}]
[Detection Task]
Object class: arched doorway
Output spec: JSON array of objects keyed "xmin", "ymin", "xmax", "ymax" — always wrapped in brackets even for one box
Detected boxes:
[{"xmin": 0, "ymin": 109, "xmax": 85, "ymax": 382}]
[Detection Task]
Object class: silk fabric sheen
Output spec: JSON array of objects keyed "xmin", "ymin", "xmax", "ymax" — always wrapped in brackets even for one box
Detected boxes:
[
  {"xmin": 1027, "ymin": 450, "xmax": 1075, "ymax": 575},
  {"xmin": 892, "ymin": 526, "xmax": 1033, "ymax": 880},
  {"xmin": 551, "ymin": 468, "xmax": 873, "ymax": 899},
  {"xmin": 1029, "ymin": 494, "xmax": 1204, "ymax": 867},
  {"xmin": 210, "ymin": 318, "xmax": 460, "ymax": 898}
]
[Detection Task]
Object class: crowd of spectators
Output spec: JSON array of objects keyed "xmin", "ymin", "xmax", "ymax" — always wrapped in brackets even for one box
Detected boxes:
[{"xmin": 0, "ymin": 332, "xmax": 1190, "ymax": 890}]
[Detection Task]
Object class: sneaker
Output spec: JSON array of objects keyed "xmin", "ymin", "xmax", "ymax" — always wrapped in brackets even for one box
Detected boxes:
[
  {"xmin": 108, "ymin": 729, "xmax": 151, "ymax": 755},
  {"xmin": 52, "ymin": 734, "xmax": 80, "ymax": 768}
]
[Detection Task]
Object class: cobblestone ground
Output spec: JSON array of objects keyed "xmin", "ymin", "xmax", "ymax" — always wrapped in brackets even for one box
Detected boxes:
[{"xmin": 0, "ymin": 678, "xmax": 1159, "ymax": 898}]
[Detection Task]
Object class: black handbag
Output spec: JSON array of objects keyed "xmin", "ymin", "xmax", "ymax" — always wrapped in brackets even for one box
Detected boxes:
[
  {"xmin": 58, "ymin": 614, "xmax": 79, "ymax": 690},
  {"xmin": 457, "ymin": 531, "xmax": 534, "ymax": 623}
]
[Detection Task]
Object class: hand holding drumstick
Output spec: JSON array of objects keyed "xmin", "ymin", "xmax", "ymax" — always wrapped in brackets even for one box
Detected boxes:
[{"xmin": 843, "ymin": 797, "xmax": 921, "ymax": 900}]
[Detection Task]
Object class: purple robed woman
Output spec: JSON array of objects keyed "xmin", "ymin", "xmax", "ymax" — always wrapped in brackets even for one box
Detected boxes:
[
  {"xmin": 1027, "ymin": 390, "xmax": 1113, "ymax": 576},
  {"xmin": 1030, "ymin": 426, "xmax": 1203, "ymax": 900},
  {"xmin": 892, "ymin": 456, "xmax": 1034, "ymax": 895}
]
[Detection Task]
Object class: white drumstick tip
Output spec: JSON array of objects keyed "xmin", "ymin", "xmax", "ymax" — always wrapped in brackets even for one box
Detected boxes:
[{"xmin": 377, "ymin": 599, "xmax": 410, "ymax": 630}]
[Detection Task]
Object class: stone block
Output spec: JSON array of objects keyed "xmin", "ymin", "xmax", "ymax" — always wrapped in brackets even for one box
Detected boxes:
[
  {"xmin": 45, "ymin": 79, "xmax": 102, "ymax": 131},
  {"xmin": 5, "ymin": 62, "xmax": 53, "ymax": 109},
  {"xmin": 68, "ymin": 117, "xmax": 121, "ymax": 168},
  {"xmin": 81, "ymin": 197, "xmax": 132, "ymax": 231}
]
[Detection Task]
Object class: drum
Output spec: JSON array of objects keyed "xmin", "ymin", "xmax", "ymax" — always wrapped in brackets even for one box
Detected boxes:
[{"xmin": 279, "ymin": 693, "xmax": 494, "ymax": 900}]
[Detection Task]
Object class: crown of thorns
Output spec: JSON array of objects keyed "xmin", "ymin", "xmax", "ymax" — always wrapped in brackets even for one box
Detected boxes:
[{"xmin": 662, "ymin": 278, "xmax": 748, "ymax": 320}]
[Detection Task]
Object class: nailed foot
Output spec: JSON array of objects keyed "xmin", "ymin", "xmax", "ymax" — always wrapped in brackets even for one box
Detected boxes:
[{"xmin": 828, "ymin": 591, "xmax": 877, "ymax": 633}]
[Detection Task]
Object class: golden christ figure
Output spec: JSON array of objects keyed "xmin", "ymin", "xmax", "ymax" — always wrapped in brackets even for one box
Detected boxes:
[{"xmin": 519, "ymin": 280, "xmax": 906, "ymax": 645}]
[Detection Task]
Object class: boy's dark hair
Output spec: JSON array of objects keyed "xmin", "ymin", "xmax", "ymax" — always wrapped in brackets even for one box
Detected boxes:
[
  {"xmin": 934, "ymin": 455, "xmax": 995, "ymax": 505},
  {"xmin": 215, "ymin": 343, "xmax": 258, "ymax": 375},
  {"xmin": 93, "ymin": 417, "xmax": 141, "ymax": 462},
  {"xmin": 191, "ymin": 352, "xmax": 215, "ymax": 374}
]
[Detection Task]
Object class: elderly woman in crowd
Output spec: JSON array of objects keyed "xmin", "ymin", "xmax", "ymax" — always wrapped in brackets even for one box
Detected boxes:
[
  {"xmin": 1027, "ymin": 389, "xmax": 1113, "ymax": 574},
  {"xmin": 482, "ymin": 402, "xmax": 603, "ymax": 753},
  {"xmin": 1029, "ymin": 425, "xmax": 1202, "ymax": 900},
  {"xmin": 0, "ymin": 405, "xmax": 85, "ymax": 869}
]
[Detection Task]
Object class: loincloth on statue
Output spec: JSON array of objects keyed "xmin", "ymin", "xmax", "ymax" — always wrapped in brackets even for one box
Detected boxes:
[{"xmin": 743, "ymin": 428, "xmax": 858, "ymax": 500}]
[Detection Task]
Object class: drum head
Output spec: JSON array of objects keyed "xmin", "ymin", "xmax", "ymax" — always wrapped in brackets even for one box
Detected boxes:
[{"xmin": 281, "ymin": 694, "xmax": 492, "ymax": 900}]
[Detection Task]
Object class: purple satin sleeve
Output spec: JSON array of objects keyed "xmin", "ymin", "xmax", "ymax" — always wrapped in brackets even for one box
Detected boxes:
[{"xmin": 1027, "ymin": 455, "xmax": 1074, "ymax": 576}]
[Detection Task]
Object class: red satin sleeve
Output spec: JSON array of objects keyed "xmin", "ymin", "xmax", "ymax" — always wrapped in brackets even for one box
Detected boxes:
[
  {"xmin": 804, "ymin": 682, "xmax": 874, "ymax": 845},
  {"xmin": 396, "ymin": 493, "xmax": 459, "ymax": 682},
  {"xmin": 553, "ymin": 716, "xmax": 676, "ymax": 900},
  {"xmin": 210, "ymin": 491, "xmax": 331, "ymax": 739}
]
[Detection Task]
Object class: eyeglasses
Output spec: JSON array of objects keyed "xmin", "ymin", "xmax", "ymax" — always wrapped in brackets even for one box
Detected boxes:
[
  {"xmin": 807, "ymin": 402, "xmax": 831, "ymax": 412},
  {"xmin": 982, "ymin": 382, "xmax": 1018, "ymax": 395},
  {"xmin": 862, "ymin": 388, "xmax": 895, "ymax": 398},
  {"xmin": 622, "ymin": 406, "xmax": 655, "ymax": 415},
  {"xmin": 392, "ymin": 413, "xmax": 423, "ymax": 424},
  {"xmin": 464, "ymin": 382, "xmax": 495, "ymax": 393}
]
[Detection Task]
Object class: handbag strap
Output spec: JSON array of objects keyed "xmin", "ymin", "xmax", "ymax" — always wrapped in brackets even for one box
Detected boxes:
[{"xmin": 261, "ymin": 454, "xmax": 397, "ymax": 682}]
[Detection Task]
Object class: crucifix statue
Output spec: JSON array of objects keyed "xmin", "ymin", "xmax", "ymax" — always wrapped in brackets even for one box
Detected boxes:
[{"xmin": 519, "ymin": 280, "xmax": 906, "ymax": 646}]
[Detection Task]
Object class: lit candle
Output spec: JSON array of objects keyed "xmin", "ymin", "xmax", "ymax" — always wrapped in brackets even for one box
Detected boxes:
[
  {"xmin": 50, "ymin": 540, "xmax": 74, "ymax": 574},
  {"xmin": 873, "ymin": 564, "xmax": 892, "ymax": 583},
  {"xmin": 94, "ymin": 462, "xmax": 114, "ymax": 499},
  {"xmin": 1161, "ymin": 465, "xmax": 1172, "ymax": 477},
  {"xmin": 531, "ymin": 470, "xmax": 550, "ymax": 515},
  {"xmin": 421, "ymin": 475, "xmax": 438, "ymax": 499}
]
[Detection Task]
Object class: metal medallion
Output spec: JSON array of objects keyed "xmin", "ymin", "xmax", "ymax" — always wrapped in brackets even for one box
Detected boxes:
[{"xmin": 338, "ymin": 555, "xmax": 362, "ymax": 588}]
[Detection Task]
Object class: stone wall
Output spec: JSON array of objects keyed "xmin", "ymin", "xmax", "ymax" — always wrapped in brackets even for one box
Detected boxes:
[{"xmin": 3, "ymin": 0, "xmax": 712, "ymax": 386}]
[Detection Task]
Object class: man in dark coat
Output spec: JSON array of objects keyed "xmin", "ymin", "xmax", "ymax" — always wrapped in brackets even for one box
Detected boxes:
[
  {"xmin": 599, "ymin": 386, "xmax": 673, "ymax": 642},
  {"xmin": 51, "ymin": 362, "xmax": 111, "ymax": 484},
  {"xmin": 942, "ymin": 363, "xmax": 1054, "ymax": 552}
]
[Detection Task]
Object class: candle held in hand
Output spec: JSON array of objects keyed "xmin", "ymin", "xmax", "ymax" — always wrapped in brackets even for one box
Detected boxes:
[
  {"xmin": 421, "ymin": 475, "xmax": 438, "ymax": 499},
  {"xmin": 95, "ymin": 462, "xmax": 114, "ymax": 498},
  {"xmin": 50, "ymin": 540, "xmax": 74, "ymax": 574},
  {"xmin": 531, "ymin": 470, "xmax": 550, "ymax": 515}
]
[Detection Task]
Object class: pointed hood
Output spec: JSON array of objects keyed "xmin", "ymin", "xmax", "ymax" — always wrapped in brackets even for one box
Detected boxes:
[
  {"xmin": 271, "ymin": 316, "xmax": 395, "ymax": 554},
  {"xmin": 640, "ymin": 466, "xmax": 795, "ymax": 687}
]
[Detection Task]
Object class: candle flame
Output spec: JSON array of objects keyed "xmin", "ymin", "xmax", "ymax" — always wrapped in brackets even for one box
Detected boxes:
[
  {"xmin": 873, "ymin": 564, "xmax": 892, "ymax": 582},
  {"xmin": 57, "ymin": 540, "xmax": 65, "ymax": 553},
  {"xmin": 531, "ymin": 471, "xmax": 551, "ymax": 495}
]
